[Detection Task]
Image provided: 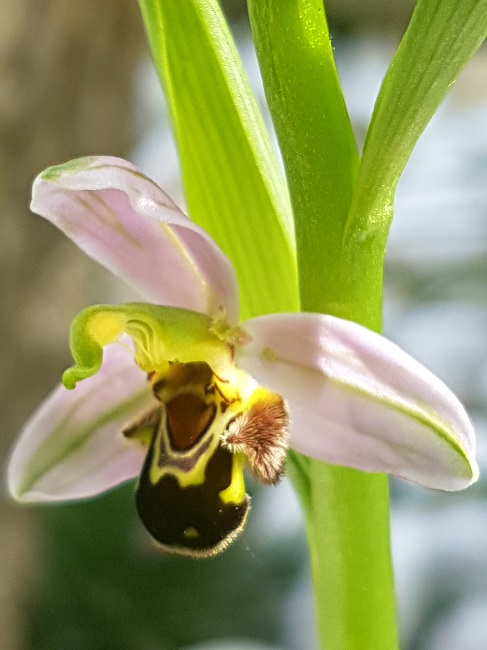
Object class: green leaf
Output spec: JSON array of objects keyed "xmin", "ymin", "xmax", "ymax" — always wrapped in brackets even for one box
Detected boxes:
[
  {"xmin": 349, "ymin": 0, "xmax": 487, "ymax": 238},
  {"xmin": 138, "ymin": 0, "xmax": 298, "ymax": 319},
  {"xmin": 248, "ymin": 0, "xmax": 359, "ymax": 319}
]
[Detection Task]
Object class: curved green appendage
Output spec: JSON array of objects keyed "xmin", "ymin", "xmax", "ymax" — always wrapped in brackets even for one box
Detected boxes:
[{"xmin": 62, "ymin": 303, "xmax": 234, "ymax": 389}]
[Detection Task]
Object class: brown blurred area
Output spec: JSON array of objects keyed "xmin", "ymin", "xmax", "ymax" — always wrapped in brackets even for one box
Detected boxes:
[{"xmin": 0, "ymin": 2, "xmax": 145, "ymax": 647}]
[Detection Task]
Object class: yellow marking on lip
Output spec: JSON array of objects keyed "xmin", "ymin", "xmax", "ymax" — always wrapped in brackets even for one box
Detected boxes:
[
  {"xmin": 183, "ymin": 527, "xmax": 200, "ymax": 539},
  {"xmin": 149, "ymin": 427, "xmax": 220, "ymax": 488},
  {"xmin": 218, "ymin": 452, "xmax": 246, "ymax": 505}
]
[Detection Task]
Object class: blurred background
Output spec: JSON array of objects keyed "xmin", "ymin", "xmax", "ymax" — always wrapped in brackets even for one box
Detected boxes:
[{"xmin": 1, "ymin": 1, "xmax": 486, "ymax": 648}]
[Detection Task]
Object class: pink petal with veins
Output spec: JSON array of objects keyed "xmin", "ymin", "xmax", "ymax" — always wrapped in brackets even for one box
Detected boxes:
[
  {"xmin": 31, "ymin": 156, "xmax": 239, "ymax": 323},
  {"xmin": 8, "ymin": 342, "xmax": 156, "ymax": 502},
  {"xmin": 238, "ymin": 313, "xmax": 478, "ymax": 490}
]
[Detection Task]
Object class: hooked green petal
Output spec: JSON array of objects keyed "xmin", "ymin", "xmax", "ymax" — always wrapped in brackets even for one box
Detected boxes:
[{"xmin": 63, "ymin": 303, "xmax": 236, "ymax": 389}]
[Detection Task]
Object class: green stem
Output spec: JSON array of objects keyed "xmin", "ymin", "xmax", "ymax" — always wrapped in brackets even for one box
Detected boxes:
[
  {"xmin": 289, "ymin": 456, "xmax": 397, "ymax": 648},
  {"xmin": 248, "ymin": 1, "xmax": 398, "ymax": 647}
]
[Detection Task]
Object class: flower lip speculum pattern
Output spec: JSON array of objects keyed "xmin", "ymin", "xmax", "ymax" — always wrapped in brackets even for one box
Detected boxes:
[{"xmin": 124, "ymin": 361, "xmax": 289, "ymax": 557}]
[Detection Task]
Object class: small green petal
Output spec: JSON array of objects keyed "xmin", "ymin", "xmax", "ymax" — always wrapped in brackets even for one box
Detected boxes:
[{"xmin": 62, "ymin": 303, "xmax": 235, "ymax": 389}]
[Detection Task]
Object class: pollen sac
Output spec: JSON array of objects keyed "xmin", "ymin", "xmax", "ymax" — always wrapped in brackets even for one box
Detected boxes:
[{"xmin": 124, "ymin": 362, "xmax": 288, "ymax": 557}]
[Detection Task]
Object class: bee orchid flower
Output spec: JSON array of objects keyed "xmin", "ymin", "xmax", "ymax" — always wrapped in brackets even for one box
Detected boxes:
[{"xmin": 8, "ymin": 156, "xmax": 478, "ymax": 557}]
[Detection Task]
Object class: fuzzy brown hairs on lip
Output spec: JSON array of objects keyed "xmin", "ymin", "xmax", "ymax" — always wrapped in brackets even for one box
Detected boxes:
[{"xmin": 222, "ymin": 392, "xmax": 289, "ymax": 485}]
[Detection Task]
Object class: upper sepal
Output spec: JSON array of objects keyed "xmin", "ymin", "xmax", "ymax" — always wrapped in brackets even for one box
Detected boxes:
[
  {"xmin": 237, "ymin": 313, "xmax": 478, "ymax": 491},
  {"xmin": 31, "ymin": 156, "xmax": 240, "ymax": 323}
]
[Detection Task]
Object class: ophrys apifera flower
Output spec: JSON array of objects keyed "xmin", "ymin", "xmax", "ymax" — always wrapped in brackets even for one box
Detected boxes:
[{"xmin": 8, "ymin": 157, "xmax": 478, "ymax": 557}]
